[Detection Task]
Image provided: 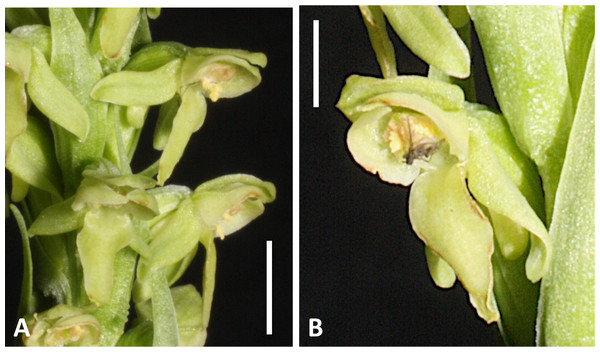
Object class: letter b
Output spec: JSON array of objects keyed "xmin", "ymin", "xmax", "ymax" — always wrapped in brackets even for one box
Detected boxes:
[{"xmin": 309, "ymin": 318, "xmax": 322, "ymax": 337}]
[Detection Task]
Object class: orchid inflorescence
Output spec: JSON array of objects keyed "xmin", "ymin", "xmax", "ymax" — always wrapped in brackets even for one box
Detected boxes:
[{"xmin": 6, "ymin": 8, "xmax": 275, "ymax": 346}]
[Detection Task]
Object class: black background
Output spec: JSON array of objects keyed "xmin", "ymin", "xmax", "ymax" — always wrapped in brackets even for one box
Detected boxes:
[
  {"xmin": 300, "ymin": 6, "xmax": 500, "ymax": 346},
  {"xmin": 5, "ymin": 8, "xmax": 292, "ymax": 346}
]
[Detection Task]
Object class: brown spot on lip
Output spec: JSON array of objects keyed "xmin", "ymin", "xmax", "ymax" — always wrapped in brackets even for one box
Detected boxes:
[
  {"xmin": 228, "ymin": 204, "xmax": 242, "ymax": 216},
  {"xmin": 469, "ymin": 200, "xmax": 488, "ymax": 222},
  {"xmin": 204, "ymin": 63, "xmax": 236, "ymax": 83},
  {"xmin": 385, "ymin": 112, "xmax": 442, "ymax": 164},
  {"xmin": 227, "ymin": 192, "xmax": 263, "ymax": 216}
]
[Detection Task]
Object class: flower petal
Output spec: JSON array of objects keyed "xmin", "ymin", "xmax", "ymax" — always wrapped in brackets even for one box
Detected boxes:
[
  {"xmin": 77, "ymin": 208, "xmax": 134, "ymax": 305},
  {"xmin": 91, "ymin": 59, "xmax": 181, "ymax": 106},
  {"xmin": 381, "ymin": 6, "xmax": 470, "ymax": 78},
  {"xmin": 409, "ymin": 147, "xmax": 498, "ymax": 323},
  {"xmin": 467, "ymin": 113, "xmax": 550, "ymax": 282}
]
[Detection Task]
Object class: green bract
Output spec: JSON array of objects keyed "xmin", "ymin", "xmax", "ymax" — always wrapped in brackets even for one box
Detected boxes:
[
  {"xmin": 120, "ymin": 285, "xmax": 206, "ymax": 346},
  {"xmin": 91, "ymin": 59, "xmax": 182, "ymax": 106},
  {"xmin": 561, "ymin": 6, "xmax": 595, "ymax": 105},
  {"xmin": 98, "ymin": 8, "xmax": 141, "ymax": 60},
  {"xmin": 6, "ymin": 7, "xmax": 274, "ymax": 347},
  {"xmin": 45, "ymin": 8, "xmax": 109, "ymax": 195},
  {"xmin": 27, "ymin": 48, "xmax": 90, "ymax": 141},
  {"xmin": 88, "ymin": 8, "xmax": 145, "ymax": 74},
  {"xmin": 536, "ymin": 41, "xmax": 595, "ymax": 347},
  {"xmin": 6, "ymin": 114, "xmax": 62, "ymax": 198},
  {"xmin": 469, "ymin": 6, "xmax": 573, "ymax": 223}
]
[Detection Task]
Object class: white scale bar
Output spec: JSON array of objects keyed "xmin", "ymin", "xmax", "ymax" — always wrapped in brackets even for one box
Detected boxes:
[
  {"xmin": 313, "ymin": 20, "xmax": 319, "ymax": 108},
  {"xmin": 266, "ymin": 240, "xmax": 273, "ymax": 335}
]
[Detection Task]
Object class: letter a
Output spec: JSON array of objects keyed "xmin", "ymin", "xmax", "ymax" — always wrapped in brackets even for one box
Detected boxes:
[{"xmin": 14, "ymin": 318, "xmax": 30, "ymax": 337}]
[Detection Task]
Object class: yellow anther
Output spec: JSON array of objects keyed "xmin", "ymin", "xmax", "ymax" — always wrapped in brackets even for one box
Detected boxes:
[
  {"xmin": 386, "ymin": 121, "xmax": 404, "ymax": 154},
  {"xmin": 201, "ymin": 80, "xmax": 214, "ymax": 92},
  {"xmin": 209, "ymin": 85, "xmax": 222, "ymax": 102},
  {"xmin": 200, "ymin": 79, "xmax": 223, "ymax": 102}
]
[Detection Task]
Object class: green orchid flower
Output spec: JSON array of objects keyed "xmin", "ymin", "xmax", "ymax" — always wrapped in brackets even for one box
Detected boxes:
[
  {"xmin": 28, "ymin": 160, "xmax": 158, "ymax": 306},
  {"xmin": 128, "ymin": 175, "xmax": 274, "ymax": 346},
  {"xmin": 336, "ymin": 15, "xmax": 552, "ymax": 326},
  {"xmin": 134, "ymin": 174, "xmax": 275, "ymax": 308},
  {"xmin": 91, "ymin": 41, "xmax": 267, "ymax": 186},
  {"xmin": 337, "ymin": 74, "xmax": 468, "ymax": 185},
  {"xmin": 23, "ymin": 305, "xmax": 101, "ymax": 347}
]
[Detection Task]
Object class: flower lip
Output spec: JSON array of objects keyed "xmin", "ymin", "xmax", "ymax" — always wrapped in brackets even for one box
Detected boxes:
[
  {"xmin": 384, "ymin": 111, "xmax": 444, "ymax": 165},
  {"xmin": 200, "ymin": 62, "xmax": 237, "ymax": 84}
]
